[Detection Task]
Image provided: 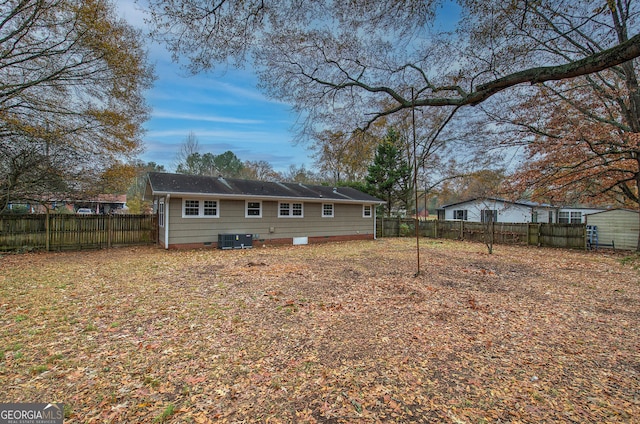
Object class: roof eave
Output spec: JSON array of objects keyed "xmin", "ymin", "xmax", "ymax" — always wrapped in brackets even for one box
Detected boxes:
[{"xmin": 150, "ymin": 190, "xmax": 385, "ymax": 204}]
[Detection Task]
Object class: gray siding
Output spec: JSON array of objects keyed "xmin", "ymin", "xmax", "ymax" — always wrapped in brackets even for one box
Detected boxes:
[
  {"xmin": 586, "ymin": 209, "xmax": 639, "ymax": 251},
  {"xmin": 166, "ymin": 197, "xmax": 375, "ymax": 246}
]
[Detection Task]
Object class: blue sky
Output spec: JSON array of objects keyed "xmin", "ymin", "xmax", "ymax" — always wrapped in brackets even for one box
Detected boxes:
[
  {"xmin": 115, "ymin": 1, "xmax": 310, "ymax": 173},
  {"xmin": 116, "ymin": 1, "xmax": 461, "ymax": 174}
]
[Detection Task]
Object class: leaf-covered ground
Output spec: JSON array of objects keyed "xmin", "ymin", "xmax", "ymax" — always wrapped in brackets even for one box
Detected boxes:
[{"xmin": 1, "ymin": 239, "xmax": 638, "ymax": 423}]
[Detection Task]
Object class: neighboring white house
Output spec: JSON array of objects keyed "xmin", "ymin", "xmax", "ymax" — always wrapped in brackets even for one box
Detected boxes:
[
  {"xmin": 555, "ymin": 207, "xmax": 607, "ymax": 224},
  {"xmin": 438, "ymin": 198, "xmax": 605, "ymax": 224},
  {"xmin": 438, "ymin": 198, "xmax": 536, "ymax": 223}
]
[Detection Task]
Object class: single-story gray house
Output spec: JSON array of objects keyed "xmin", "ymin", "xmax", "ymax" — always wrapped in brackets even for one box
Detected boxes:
[{"xmin": 145, "ymin": 172, "xmax": 385, "ymax": 249}]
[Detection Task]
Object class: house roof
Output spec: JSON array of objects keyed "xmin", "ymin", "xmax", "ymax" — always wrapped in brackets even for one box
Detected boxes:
[
  {"xmin": 439, "ymin": 197, "xmax": 543, "ymax": 210},
  {"xmin": 14, "ymin": 193, "xmax": 127, "ymax": 204},
  {"xmin": 438, "ymin": 197, "xmax": 607, "ymax": 210},
  {"xmin": 92, "ymin": 194, "xmax": 127, "ymax": 204},
  {"xmin": 146, "ymin": 172, "xmax": 385, "ymax": 204},
  {"xmin": 584, "ymin": 208, "xmax": 638, "ymax": 216}
]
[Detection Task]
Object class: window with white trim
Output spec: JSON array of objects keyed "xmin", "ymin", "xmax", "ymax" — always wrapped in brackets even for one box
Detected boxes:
[
  {"xmin": 182, "ymin": 199, "xmax": 219, "ymax": 218},
  {"xmin": 322, "ymin": 203, "xmax": 334, "ymax": 218},
  {"xmin": 558, "ymin": 211, "xmax": 569, "ymax": 223},
  {"xmin": 363, "ymin": 205, "xmax": 372, "ymax": 218},
  {"xmin": 279, "ymin": 202, "xmax": 304, "ymax": 217},
  {"xmin": 481, "ymin": 209, "xmax": 497, "ymax": 223},
  {"xmin": 559, "ymin": 211, "xmax": 581, "ymax": 223},
  {"xmin": 158, "ymin": 199, "xmax": 165, "ymax": 227},
  {"xmin": 184, "ymin": 199, "xmax": 200, "ymax": 216},
  {"xmin": 246, "ymin": 201, "xmax": 262, "ymax": 218},
  {"xmin": 203, "ymin": 200, "xmax": 218, "ymax": 217},
  {"xmin": 571, "ymin": 211, "xmax": 582, "ymax": 223},
  {"xmin": 453, "ymin": 209, "xmax": 468, "ymax": 220}
]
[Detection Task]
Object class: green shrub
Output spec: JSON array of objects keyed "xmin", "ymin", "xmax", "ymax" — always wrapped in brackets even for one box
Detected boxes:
[{"xmin": 399, "ymin": 223, "xmax": 413, "ymax": 237}]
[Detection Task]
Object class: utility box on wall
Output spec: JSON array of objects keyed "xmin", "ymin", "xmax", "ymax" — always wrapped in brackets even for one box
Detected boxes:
[{"xmin": 218, "ymin": 234, "xmax": 253, "ymax": 249}]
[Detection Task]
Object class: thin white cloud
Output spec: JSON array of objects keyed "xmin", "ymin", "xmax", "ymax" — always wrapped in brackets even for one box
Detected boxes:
[
  {"xmin": 146, "ymin": 128, "xmax": 289, "ymax": 143},
  {"xmin": 158, "ymin": 72, "xmax": 282, "ymax": 106},
  {"xmin": 147, "ymin": 89, "xmax": 241, "ymax": 107},
  {"xmin": 215, "ymin": 80, "xmax": 277, "ymax": 103},
  {"xmin": 152, "ymin": 110, "xmax": 264, "ymax": 125}
]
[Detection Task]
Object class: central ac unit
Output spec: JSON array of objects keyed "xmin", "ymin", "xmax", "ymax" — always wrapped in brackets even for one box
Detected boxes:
[{"xmin": 218, "ymin": 234, "xmax": 253, "ymax": 249}]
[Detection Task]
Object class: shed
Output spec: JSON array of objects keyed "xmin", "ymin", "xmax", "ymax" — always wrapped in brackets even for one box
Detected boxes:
[{"xmin": 585, "ymin": 209, "xmax": 639, "ymax": 251}]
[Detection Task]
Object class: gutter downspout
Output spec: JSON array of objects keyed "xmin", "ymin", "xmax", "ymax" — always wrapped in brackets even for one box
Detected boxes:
[
  {"xmin": 165, "ymin": 194, "xmax": 170, "ymax": 249},
  {"xmin": 373, "ymin": 204, "xmax": 377, "ymax": 240}
]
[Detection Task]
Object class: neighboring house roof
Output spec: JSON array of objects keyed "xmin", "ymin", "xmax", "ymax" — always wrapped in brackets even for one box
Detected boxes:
[
  {"xmin": 584, "ymin": 208, "xmax": 639, "ymax": 217},
  {"xmin": 13, "ymin": 194, "xmax": 126, "ymax": 204},
  {"xmin": 558, "ymin": 206, "xmax": 608, "ymax": 211},
  {"xmin": 439, "ymin": 197, "xmax": 539, "ymax": 209},
  {"xmin": 146, "ymin": 172, "xmax": 385, "ymax": 204},
  {"xmin": 439, "ymin": 197, "xmax": 604, "ymax": 210},
  {"xmin": 92, "ymin": 194, "xmax": 127, "ymax": 204}
]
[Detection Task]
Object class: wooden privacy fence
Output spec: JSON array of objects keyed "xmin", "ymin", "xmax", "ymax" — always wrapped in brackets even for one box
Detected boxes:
[
  {"xmin": 0, "ymin": 214, "xmax": 157, "ymax": 251},
  {"xmin": 377, "ymin": 218, "xmax": 587, "ymax": 249}
]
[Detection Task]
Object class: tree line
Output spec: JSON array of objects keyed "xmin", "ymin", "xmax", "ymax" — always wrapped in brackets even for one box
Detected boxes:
[{"xmin": 166, "ymin": 127, "xmax": 504, "ymax": 220}]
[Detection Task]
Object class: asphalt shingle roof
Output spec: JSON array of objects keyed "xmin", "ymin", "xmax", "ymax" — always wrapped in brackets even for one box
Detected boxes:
[
  {"xmin": 439, "ymin": 197, "xmax": 552, "ymax": 209},
  {"xmin": 147, "ymin": 172, "xmax": 384, "ymax": 204}
]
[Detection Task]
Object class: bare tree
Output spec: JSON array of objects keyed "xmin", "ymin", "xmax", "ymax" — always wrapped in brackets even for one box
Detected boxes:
[
  {"xmin": 240, "ymin": 160, "xmax": 282, "ymax": 181},
  {"xmin": 144, "ymin": 0, "xmax": 640, "ymax": 137},
  {"xmin": 311, "ymin": 129, "xmax": 380, "ymax": 185},
  {"xmin": 173, "ymin": 132, "xmax": 201, "ymax": 173}
]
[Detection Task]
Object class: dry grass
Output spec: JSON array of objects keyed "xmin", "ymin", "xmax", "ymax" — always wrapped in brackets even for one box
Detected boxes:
[{"xmin": 0, "ymin": 239, "xmax": 638, "ymax": 423}]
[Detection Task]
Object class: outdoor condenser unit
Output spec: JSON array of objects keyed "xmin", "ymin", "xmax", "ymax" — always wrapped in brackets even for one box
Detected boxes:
[{"xmin": 218, "ymin": 234, "xmax": 253, "ymax": 249}]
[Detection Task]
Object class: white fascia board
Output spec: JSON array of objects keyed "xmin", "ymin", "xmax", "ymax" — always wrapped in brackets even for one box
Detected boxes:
[
  {"xmin": 151, "ymin": 190, "xmax": 385, "ymax": 205},
  {"xmin": 164, "ymin": 193, "xmax": 170, "ymax": 250}
]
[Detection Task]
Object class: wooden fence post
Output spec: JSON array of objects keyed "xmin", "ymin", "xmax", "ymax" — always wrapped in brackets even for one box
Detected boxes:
[
  {"xmin": 529, "ymin": 223, "xmax": 542, "ymax": 247},
  {"xmin": 107, "ymin": 214, "xmax": 112, "ymax": 249},
  {"xmin": 537, "ymin": 223, "xmax": 542, "ymax": 247},
  {"xmin": 45, "ymin": 209, "xmax": 50, "ymax": 252}
]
